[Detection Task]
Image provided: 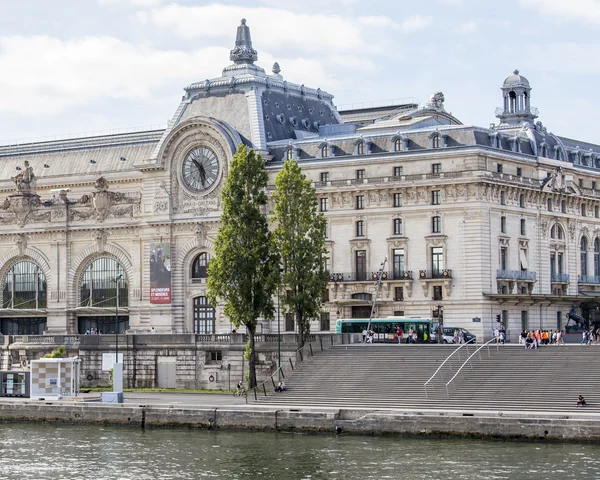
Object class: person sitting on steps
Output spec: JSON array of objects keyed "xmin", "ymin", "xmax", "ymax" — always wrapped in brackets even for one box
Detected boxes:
[
  {"xmin": 275, "ymin": 380, "xmax": 286, "ymax": 392},
  {"xmin": 577, "ymin": 395, "xmax": 587, "ymax": 407}
]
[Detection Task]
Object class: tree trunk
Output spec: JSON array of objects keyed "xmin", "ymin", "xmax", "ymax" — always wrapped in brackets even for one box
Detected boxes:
[{"xmin": 248, "ymin": 325, "xmax": 257, "ymax": 388}]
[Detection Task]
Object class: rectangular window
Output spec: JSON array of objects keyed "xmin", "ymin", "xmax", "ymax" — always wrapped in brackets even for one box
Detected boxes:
[
  {"xmin": 393, "ymin": 166, "xmax": 403, "ymax": 177},
  {"xmin": 393, "ymin": 218, "xmax": 403, "ymax": 235},
  {"xmin": 431, "ymin": 190, "xmax": 441, "ymax": 205},
  {"xmin": 500, "ymin": 247, "xmax": 507, "ymax": 270},
  {"xmin": 557, "ymin": 253, "xmax": 563, "ymax": 275},
  {"xmin": 561, "ymin": 200, "xmax": 566, "ymax": 213},
  {"xmin": 516, "ymin": 167, "xmax": 522, "ymax": 177},
  {"xmin": 320, "ymin": 312, "xmax": 330, "ymax": 331},
  {"xmin": 521, "ymin": 310, "xmax": 528, "ymax": 331},
  {"xmin": 582, "ymin": 204, "xmax": 587, "ymax": 217},
  {"xmin": 579, "ymin": 179, "xmax": 583, "ymax": 187},
  {"xmin": 322, "ymin": 288, "xmax": 330, "ymax": 302},
  {"xmin": 547, "ymin": 199, "xmax": 552, "ymax": 211},
  {"xmin": 356, "ymin": 169, "xmax": 366, "ymax": 179},
  {"xmin": 319, "ymin": 198, "xmax": 328, "ymax": 212},
  {"xmin": 433, "ymin": 285, "xmax": 443, "ymax": 301},
  {"xmin": 285, "ymin": 313, "xmax": 294, "ymax": 332},
  {"xmin": 432, "ymin": 247, "xmax": 444, "ymax": 276},
  {"xmin": 393, "ymin": 310, "xmax": 405, "ymax": 316},
  {"xmin": 320, "ymin": 172, "xmax": 329, "ymax": 183},
  {"xmin": 596, "ymin": 206, "xmax": 599, "ymax": 219},
  {"xmin": 356, "ymin": 195, "xmax": 365, "ymax": 209},
  {"xmin": 497, "ymin": 164, "xmax": 503, "ymax": 173},
  {"xmin": 206, "ymin": 351, "xmax": 222, "ymax": 363},
  {"xmin": 550, "ymin": 252, "xmax": 556, "ymax": 277},
  {"xmin": 393, "ymin": 248, "xmax": 405, "ymax": 279},
  {"xmin": 394, "ymin": 287, "xmax": 404, "ymax": 301},
  {"xmin": 355, "ymin": 220, "xmax": 364, "ymax": 237},
  {"xmin": 520, "ymin": 218, "xmax": 526, "ymax": 236},
  {"xmin": 324, "ymin": 222, "xmax": 329, "ymax": 239},
  {"xmin": 432, "ymin": 163, "xmax": 441, "ymax": 175},
  {"xmin": 393, "ymin": 193, "xmax": 403, "ymax": 207},
  {"xmin": 501, "ymin": 216, "xmax": 506, "ymax": 233},
  {"xmin": 355, "ymin": 250, "xmax": 367, "ymax": 281},
  {"xmin": 593, "ymin": 181, "xmax": 597, "ymax": 190},
  {"xmin": 432, "ymin": 216, "xmax": 441, "ymax": 234},
  {"xmin": 500, "ymin": 191, "xmax": 506, "ymax": 205}
]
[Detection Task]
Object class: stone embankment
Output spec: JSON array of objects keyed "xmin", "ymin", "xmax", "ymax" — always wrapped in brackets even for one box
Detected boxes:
[{"xmin": 2, "ymin": 401, "xmax": 600, "ymax": 443}]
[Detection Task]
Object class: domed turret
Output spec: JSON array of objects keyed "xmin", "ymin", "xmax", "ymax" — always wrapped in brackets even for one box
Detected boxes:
[{"xmin": 496, "ymin": 69, "xmax": 537, "ymax": 127}]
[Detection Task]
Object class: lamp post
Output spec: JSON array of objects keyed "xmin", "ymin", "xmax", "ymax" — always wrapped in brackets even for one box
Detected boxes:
[
  {"xmin": 277, "ymin": 268, "xmax": 283, "ymax": 372},
  {"xmin": 114, "ymin": 273, "xmax": 122, "ymax": 363}
]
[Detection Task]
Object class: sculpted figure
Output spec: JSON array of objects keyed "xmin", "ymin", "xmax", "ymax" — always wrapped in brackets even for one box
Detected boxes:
[{"xmin": 12, "ymin": 161, "xmax": 35, "ymax": 194}]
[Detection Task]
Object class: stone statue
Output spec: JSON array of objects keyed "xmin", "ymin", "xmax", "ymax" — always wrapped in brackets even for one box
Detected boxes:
[
  {"xmin": 427, "ymin": 92, "xmax": 445, "ymax": 110},
  {"xmin": 12, "ymin": 161, "xmax": 35, "ymax": 194}
]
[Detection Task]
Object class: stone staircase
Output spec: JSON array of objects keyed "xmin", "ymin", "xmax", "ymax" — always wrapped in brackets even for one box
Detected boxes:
[{"xmin": 252, "ymin": 344, "xmax": 600, "ymax": 412}]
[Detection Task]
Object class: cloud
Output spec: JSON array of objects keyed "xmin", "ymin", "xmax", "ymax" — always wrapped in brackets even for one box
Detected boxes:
[
  {"xmin": 98, "ymin": 0, "xmax": 164, "ymax": 5},
  {"xmin": 519, "ymin": 0, "xmax": 600, "ymax": 25},
  {"xmin": 136, "ymin": 4, "xmax": 396, "ymax": 53},
  {"xmin": 0, "ymin": 35, "xmax": 227, "ymax": 116},
  {"xmin": 400, "ymin": 15, "xmax": 433, "ymax": 32}
]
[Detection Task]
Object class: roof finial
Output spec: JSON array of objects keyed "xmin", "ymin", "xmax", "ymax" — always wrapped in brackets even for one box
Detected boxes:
[
  {"xmin": 230, "ymin": 18, "xmax": 258, "ymax": 65},
  {"xmin": 513, "ymin": 69, "xmax": 519, "ymax": 75},
  {"xmin": 272, "ymin": 62, "xmax": 281, "ymax": 75}
]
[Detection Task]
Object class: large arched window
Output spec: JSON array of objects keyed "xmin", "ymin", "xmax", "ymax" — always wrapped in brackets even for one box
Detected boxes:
[
  {"xmin": 193, "ymin": 296, "xmax": 215, "ymax": 334},
  {"xmin": 581, "ymin": 237, "xmax": 588, "ymax": 277},
  {"xmin": 79, "ymin": 257, "xmax": 128, "ymax": 308},
  {"xmin": 192, "ymin": 252, "xmax": 210, "ymax": 279},
  {"xmin": 2, "ymin": 261, "xmax": 46, "ymax": 309}
]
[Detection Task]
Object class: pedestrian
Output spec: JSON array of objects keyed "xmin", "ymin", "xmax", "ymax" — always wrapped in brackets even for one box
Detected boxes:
[
  {"xmin": 581, "ymin": 330, "xmax": 588, "ymax": 345},
  {"xmin": 362, "ymin": 328, "xmax": 367, "ymax": 343},
  {"xmin": 151, "ymin": 327, "xmax": 156, "ymax": 334},
  {"xmin": 396, "ymin": 326, "xmax": 403, "ymax": 344}
]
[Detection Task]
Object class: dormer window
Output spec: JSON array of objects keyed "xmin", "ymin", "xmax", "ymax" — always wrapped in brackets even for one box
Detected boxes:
[
  {"xmin": 321, "ymin": 144, "xmax": 328, "ymax": 158},
  {"xmin": 394, "ymin": 139, "xmax": 402, "ymax": 152},
  {"xmin": 432, "ymin": 135, "xmax": 440, "ymax": 149},
  {"xmin": 357, "ymin": 142, "xmax": 364, "ymax": 155},
  {"xmin": 286, "ymin": 148, "xmax": 293, "ymax": 160}
]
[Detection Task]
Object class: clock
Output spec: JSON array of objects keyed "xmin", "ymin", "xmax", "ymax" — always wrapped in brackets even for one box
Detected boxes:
[{"xmin": 181, "ymin": 146, "xmax": 220, "ymax": 192}]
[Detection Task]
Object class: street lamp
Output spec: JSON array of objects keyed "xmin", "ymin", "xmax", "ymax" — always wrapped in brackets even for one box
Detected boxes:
[
  {"xmin": 277, "ymin": 268, "xmax": 283, "ymax": 372},
  {"xmin": 114, "ymin": 274, "xmax": 123, "ymax": 363}
]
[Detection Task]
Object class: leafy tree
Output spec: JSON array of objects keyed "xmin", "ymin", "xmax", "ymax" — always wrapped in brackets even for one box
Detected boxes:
[
  {"xmin": 44, "ymin": 345, "xmax": 68, "ymax": 358},
  {"xmin": 272, "ymin": 159, "xmax": 328, "ymax": 348},
  {"xmin": 207, "ymin": 145, "xmax": 278, "ymax": 389}
]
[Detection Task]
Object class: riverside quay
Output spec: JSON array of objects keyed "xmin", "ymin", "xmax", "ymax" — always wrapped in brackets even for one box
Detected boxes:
[{"xmin": 0, "ymin": 19, "xmax": 600, "ymax": 346}]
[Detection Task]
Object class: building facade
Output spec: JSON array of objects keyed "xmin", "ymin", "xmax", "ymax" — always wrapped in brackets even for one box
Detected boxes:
[{"xmin": 1, "ymin": 21, "xmax": 599, "ymax": 342}]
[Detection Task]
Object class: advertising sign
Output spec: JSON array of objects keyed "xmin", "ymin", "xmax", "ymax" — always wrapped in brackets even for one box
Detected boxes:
[{"xmin": 150, "ymin": 242, "xmax": 171, "ymax": 304}]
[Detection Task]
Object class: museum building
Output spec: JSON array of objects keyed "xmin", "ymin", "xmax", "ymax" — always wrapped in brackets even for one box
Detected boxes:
[{"xmin": 1, "ymin": 19, "xmax": 600, "ymax": 342}]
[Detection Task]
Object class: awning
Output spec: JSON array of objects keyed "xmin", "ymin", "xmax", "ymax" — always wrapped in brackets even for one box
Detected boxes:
[
  {"xmin": 68, "ymin": 307, "xmax": 129, "ymax": 315},
  {"xmin": 0, "ymin": 308, "xmax": 47, "ymax": 317}
]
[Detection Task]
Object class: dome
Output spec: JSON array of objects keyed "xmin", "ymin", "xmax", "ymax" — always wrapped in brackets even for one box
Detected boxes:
[{"xmin": 503, "ymin": 69, "xmax": 530, "ymax": 88}]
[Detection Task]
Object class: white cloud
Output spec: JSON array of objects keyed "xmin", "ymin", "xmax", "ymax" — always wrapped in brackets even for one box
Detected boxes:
[
  {"xmin": 0, "ymin": 35, "xmax": 227, "ymax": 116},
  {"xmin": 400, "ymin": 15, "xmax": 433, "ymax": 33},
  {"xmin": 97, "ymin": 0, "xmax": 164, "ymax": 6},
  {"xmin": 136, "ymin": 4, "xmax": 395, "ymax": 53},
  {"xmin": 519, "ymin": 0, "xmax": 600, "ymax": 24}
]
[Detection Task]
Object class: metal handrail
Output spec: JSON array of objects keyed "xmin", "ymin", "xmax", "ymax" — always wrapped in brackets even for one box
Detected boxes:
[
  {"xmin": 423, "ymin": 337, "xmax": 476, "ymax": 396},
  {"xmin": 445, "ymin": 337, "xmax": 499, "ymax": 398}
]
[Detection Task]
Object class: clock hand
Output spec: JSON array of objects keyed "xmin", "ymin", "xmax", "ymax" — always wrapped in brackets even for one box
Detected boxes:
[{"xmin": 192, "ymin": 158, "xmax": 207, "ymax": 186}]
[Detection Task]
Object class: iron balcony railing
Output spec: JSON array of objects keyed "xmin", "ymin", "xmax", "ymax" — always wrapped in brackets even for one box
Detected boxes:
[
  {"xmin": 329, "ymin": 270, "xmax": 413, "ymax": 282},
  {"xmin": 418, "ymin": 269, "xmax": 452, "ymax": 279},
  {"xmin": 578, "ymin": 275, "xmax": 600, "ymax": 285},
  {"xmin": 551, "ymin": 273, "xmax": 570, "ymax": 283},
  {"xmin": 496, "ymin": 269, "xmax": 537, "ymax": 281},
  {"xmin": 495, "ymin": 106, "xmax": 539, "ymax": 117}
]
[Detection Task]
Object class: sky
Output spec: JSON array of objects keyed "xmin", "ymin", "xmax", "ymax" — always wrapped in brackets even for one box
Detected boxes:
[{"xmin": 1, "ymin": 0, "xmax": 599, "ymax": 145}]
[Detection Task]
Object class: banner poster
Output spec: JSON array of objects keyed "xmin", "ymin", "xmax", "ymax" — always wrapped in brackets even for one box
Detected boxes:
[{"xmin": 150, "ymin": 242, "xmax": 171, "ymax": 304}]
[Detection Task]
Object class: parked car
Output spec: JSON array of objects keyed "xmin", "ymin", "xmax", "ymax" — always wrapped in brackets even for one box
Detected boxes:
[{"xmin": 431, "ymin": 326, "xmax": 476, "ymax": 344}]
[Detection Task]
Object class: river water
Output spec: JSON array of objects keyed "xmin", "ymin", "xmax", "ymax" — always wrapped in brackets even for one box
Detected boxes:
[{"xmin": 1, "ymin": 424, "xmax": 599, "ymax": 479}]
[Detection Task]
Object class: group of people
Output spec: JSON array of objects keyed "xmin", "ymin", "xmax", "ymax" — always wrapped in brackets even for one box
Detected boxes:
[
  {"xmin": 519, "ymin": 329, "xmax": 565, "ymax": 349},
  {"xmin": 579, "ymin": 327, "xmax": 600, "ymax": 345},
  {"xmin": 85, "ymin": 328, "xmax": 102, "ymax": 335}
]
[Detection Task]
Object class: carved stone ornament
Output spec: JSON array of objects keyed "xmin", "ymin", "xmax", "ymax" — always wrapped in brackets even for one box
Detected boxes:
[
  {"xmin": 15, "ymin": 233, "xmax": 28, "ymax": 255},
  {"xmin": 72, "ymin": 176, "xmax": 140, "ymax": 222},
  {"xmin": 94, "ymin": 229, "xmax": 108, "ymax": 252},
  {"xmin": 195, "ymin": 223, "xmax": 209, "ymax": 246},
  {"xmin": 569, "ymin": 222, "xmax": 577, "ymax": 241}
]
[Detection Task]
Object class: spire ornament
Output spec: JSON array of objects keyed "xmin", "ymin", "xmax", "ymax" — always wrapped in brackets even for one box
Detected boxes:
[{"xmin": 229, "ymin": 18, "xmax": 258, "ymax": 64}]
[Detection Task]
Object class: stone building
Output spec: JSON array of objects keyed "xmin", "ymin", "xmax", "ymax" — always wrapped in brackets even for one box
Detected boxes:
[{"xmin": 1, "ymin": 19, "xmax": 599, "ymax": 345}]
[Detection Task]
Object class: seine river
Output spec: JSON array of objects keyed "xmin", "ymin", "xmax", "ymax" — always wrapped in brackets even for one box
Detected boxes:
[{"xmin": 1, "ymin": 424, "xmax": 600, "ymax": 479}]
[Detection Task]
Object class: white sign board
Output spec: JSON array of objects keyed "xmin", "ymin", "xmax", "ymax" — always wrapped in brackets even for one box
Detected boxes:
[{"xmin": 102, "ymin": 353, "xmax": 124, "ymax": 371}]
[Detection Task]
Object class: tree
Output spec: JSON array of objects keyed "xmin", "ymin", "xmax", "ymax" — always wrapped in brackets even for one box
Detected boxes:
[
  {"xmin": 207, "ymin": 145, "xmax": 278, "ymax": 389},
  {"xmin": 272, "ymin": 159, "xmax": 328, "ymax": 348}
]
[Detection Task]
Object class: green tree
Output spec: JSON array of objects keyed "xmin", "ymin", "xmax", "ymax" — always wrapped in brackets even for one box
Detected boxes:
[
  {"xmin": 207, "ymin": 145, "xmax": 278, "ymax": 389},
  {"xmin": 44, "ymin": 345, "xmax": 68, "ymax": 358},
  {"xmin": 272, "ymin": 159, "xmax": 328, "ymax": 348}
]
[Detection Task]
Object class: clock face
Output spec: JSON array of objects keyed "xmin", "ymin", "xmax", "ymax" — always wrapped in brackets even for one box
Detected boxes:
[{"xmin": 182, "ymin": 146, "xmax": 220, "ymax": 192}]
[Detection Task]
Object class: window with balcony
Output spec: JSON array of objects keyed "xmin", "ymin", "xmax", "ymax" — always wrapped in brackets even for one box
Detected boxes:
[
  {"xmin": 520, "ymin": 248, "xmax": 528, "ymax": 271},
  {"xmin": 501, "ymin": 216, "xmax": 506, "ymax": 234},
  {"xmin": 433, "ymin": 285, "xmax": 443, "ymax": 300},
  {"xmin": 356, "ymin": 195, "xmax": 365, "ymax": 210},
  {"xmin": 393, "ymin": 193, "xmax": 402, "ymax": 207},
  {"xmin": 319, "ymin": 198, "xmax": 328, "ymax": 212},
  {"xmin": 432, "ymin": 216, "xmax": 441, "ymax": 234},
  {"xmin": 356, "ymin": 169, "xmax": 366, "ymax": 179},
  {"xmin": 500, "ymin": 247, "xmax": 507, "ymax": 270},
  {"xmin": 355, "ymin": 250, "xmax": 367, "ymax": 281},
  {"xmin": 320, "ymin": 172, "xmax": 329, "ymax": 183},
  {"xmin": 581, "ymin": 237, "xmax": 588, "ymax": 276},
  {"xmin": 432, "ymin": 163, "xmax": 441, "ymax": 175},
  {"xmin": 393, "ymin": 248, "xmax": 405, "ymax": 279},
  {"xmin": 355, "ymin": 220, "xmax": 364, "ymax": 237},
  {"xmin": 393, "ymin": 166, "xmax": 403, "ymax": 177},
  {"xmin": 393, "ymin": 218, "xmax": 403, "ymax": 235},
  {"xmin": 432, "ymin": 247, "xmax": 444, "ymax": 276},
  {"xmin": 394, "ymin": 287, "xmax": 404, "ymax": 301},
  {"xmin": 431, "ymin": 190, "xmax": 441, "ymax": 205}
]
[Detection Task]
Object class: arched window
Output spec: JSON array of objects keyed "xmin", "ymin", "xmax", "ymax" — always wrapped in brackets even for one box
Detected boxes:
[
  {"xmin": 432, "ymin": 135, "xmax": 440, "ymax": 149},
  {"xmin": 286, "ymin": 148, "xmax": 293, "ymax": 160},
  {"xmin": 595, "ymin": 239, "xmax": 600, "ymax": 277},
  {"xmin": 2, "ymin": 261, "xmax": 46, "ymax": 309},
  {"xmin": 193, "ymin": 296, "xmax": 215, "ymax": 334},
  {"xmin": 79, "ymin": 257, "xmax": 128, "ymax": 308},
  {"xmin": 394, "ymin": 138, "xmax": 402, "ymax": 152},
  {"xmin": 357, "ymin": 142, "xmax": 364, "ymax": 155},
  {"xmin": 581, "ymin": 237, "xmax": 588, "ymax": 277},
  {"xmin": 192, "ymin": 252, "xmax": 210, "ymax": 279},
  {"xmin": 321, "ymin": 144, "xmax": 329, "ymax": 158}
]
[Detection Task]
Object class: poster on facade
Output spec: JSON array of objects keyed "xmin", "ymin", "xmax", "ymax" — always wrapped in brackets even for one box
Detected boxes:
[{"xmin": 150, "ymin": 242, "xmax": 171, "ymax": 304}]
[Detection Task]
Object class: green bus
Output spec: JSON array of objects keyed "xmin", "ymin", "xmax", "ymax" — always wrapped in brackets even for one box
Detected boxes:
[{"xmin": 335, "ymin": 317, "xmax": 433, "ymax": 343}]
